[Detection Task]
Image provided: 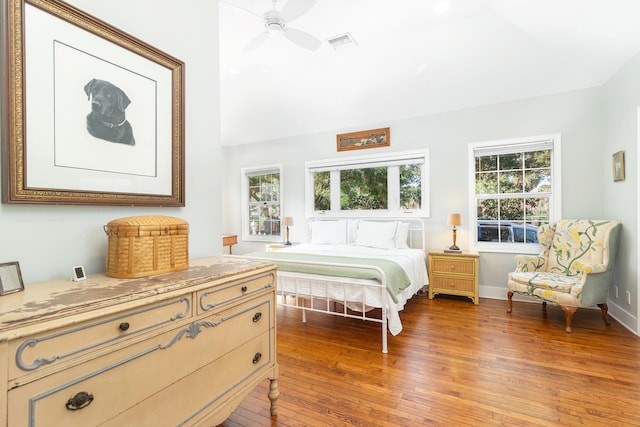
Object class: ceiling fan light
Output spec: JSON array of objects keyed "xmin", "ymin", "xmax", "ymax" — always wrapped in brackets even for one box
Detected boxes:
[{"xmin": 267, "ymin": 22, "xmax": 283, "ymax": 34}]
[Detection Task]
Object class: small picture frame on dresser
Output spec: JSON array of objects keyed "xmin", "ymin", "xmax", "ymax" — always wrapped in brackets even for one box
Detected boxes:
[{"xmin": 0, "ymin": 261, "xmax": 25, "ymax": 295}]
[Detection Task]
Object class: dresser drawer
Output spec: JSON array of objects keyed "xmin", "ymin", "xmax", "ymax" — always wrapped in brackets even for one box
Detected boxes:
[
  {"xmin": 7, "ymin": 295, "xmax": 273, "ymax": 427},
  {"xmin": 431, "ymin": 257, "xmax": 476, "ymax": 276},
  {"xmin": 102, "ymin": 332, "xmax": 274, "ymax": 427},
  {"xmin": 431, "ymin": 276, "xmax": 475, "ymax": 292},
  {"xmin": 196, "ymin": 272, "xmax": 275, "ymax": 315},
  {"xmin": 9, "ymin": 296, "xmax": 191, "ymax": 382}
]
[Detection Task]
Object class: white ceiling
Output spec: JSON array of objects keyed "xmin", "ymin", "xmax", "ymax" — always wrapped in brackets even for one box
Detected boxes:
[{"xmin": 219, "ymin": 0, "xmax": 640, "ymax": 146}]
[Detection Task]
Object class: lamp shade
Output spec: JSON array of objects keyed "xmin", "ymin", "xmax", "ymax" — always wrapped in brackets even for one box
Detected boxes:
[
  {"xmin": 283, "ymin": 217, "xmax": 294, "ymax": 226},
  {"xmin": 447, "ymin": 213, "xmax": 462, "ymax": 226}
]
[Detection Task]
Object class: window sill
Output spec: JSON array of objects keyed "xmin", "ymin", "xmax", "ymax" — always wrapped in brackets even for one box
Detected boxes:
[{"xmin": 471, "ymin": 243, "xmax": 540, "ymax": 255}]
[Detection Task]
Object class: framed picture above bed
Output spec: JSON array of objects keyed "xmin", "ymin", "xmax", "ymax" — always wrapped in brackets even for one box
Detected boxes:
[
  {"xmin": 3, "ymin": 0, "xmax": 185, "ymax": 206},
  {"xmin": 337, "ymin": 127, "xmax": 390, "ymax": 152}
]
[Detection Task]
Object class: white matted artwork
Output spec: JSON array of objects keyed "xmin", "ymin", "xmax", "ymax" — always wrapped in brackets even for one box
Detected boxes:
[{"xmin": 3, "ymin": 0, "xmax": 184, "ymax": 206}]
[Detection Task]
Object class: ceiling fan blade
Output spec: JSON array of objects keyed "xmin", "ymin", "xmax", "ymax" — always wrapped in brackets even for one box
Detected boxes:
[
  {"xmin": 283, "ymin": 27, "xmax": 321, "ymax": 51},
  {"xmin": 280, "ymin": 0, "xmax": 316, "ymax": 23},
  {"xmin": 244, "ymin": 31, "xmax": 270, "ymax": 51}
]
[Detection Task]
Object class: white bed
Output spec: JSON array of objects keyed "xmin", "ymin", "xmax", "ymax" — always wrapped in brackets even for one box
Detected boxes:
[{"xmin": 241, "ymin": 218, "xmax": 428, "ymax": 353}]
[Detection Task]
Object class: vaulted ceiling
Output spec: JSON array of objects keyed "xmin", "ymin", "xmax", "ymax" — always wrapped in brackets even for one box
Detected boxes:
[{"xmin": 219, "ymin": 0, "xmax": 640, "ymax": 146}]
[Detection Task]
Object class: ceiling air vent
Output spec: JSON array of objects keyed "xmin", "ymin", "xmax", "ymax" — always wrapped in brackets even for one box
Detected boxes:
[{"xmin": 327, "ymin": 32, "xmax": 357, "ymax": 49}]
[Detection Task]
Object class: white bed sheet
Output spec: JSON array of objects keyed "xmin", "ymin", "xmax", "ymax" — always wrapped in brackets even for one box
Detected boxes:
[{"xmin": 273, "ymin": 243, "xmax": 428, "ymax": 335}]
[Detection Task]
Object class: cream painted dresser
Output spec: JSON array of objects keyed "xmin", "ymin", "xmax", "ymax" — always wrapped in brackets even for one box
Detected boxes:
[{"xmin": 0, "ymin": 256, "xmax": 278, "ymax": 426}]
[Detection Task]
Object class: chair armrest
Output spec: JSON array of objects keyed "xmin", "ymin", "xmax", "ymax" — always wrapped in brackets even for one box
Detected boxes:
[
  {"xmin": 514, "ymin": 255, "xmax": 546, "ymax": 272},
  {"xmin": 570, "ymin": 264, "xmax": 609, "ymax": 301}
]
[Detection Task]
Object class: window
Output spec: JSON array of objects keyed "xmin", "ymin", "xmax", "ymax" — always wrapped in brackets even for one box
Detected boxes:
[
  {"xmin": 306, "ymin": 150, "xmax": 429, "ymax": 217},
  {"xmin": 241, "ymin": 164, "xmax": 283, "ymax": 242},
  {"xmin": 468, "ymin": 135, "xmax": 561, "ymax": 253}
]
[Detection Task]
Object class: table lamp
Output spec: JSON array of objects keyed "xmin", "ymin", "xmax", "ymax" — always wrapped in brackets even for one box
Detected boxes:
[
  {"xmin": 283, "ymin": 217, "xmax": 294, "ymax": 245},
  {"xmin": 447, "ymin": 213, "xmax": 462, "ymax": 252}
]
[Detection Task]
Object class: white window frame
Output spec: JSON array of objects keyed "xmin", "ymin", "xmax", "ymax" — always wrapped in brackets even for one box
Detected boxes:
[
  {"xmin": 305, "ymin": 150, "xmax": 430, "ymax": 218},
  {"xmin": 468, "ymin": 134, "xmax": 562, "ymax": 254},
  {"xmin": 241, "ymin": 164, "xmax": 284, "ymax": 243}
]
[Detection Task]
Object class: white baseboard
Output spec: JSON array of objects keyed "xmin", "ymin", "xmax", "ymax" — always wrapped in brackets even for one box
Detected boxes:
[
  {"xmin": 607, "ymin": 300, "xmax": 638, "ymax": 335},
  {"xmin": 479, "ymin": 285, "xmax": 638, "ymax": 335}
]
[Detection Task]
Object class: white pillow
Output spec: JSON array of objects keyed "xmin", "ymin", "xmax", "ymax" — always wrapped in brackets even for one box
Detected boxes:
[
  {"xmin": 395, "ymin": 222, "xmax": 410, "ymax": 249},
  {"xmin": 355, "ymin": 221, "xmax": 398, "ymax": 249},
  {"xmin": 310, "ymin": 220, "xmax": 347, "ymax": 245}
]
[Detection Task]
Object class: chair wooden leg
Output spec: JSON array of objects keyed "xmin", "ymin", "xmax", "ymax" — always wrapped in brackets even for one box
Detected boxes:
[
  {"xmin": 507, "ymin": 291, "xmax": 513, "ymax": 313},
  {"xmin": 597, "ymin": 303, "xmax": 612, "ymax": 327},
  {"xmin": 559, "ymin": 305, "xmax": 577, "ymax": 333}
]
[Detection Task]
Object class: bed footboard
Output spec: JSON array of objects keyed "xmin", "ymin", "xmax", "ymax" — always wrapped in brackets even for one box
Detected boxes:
[{"xmin": 276, "ymin": 269, "xmax": 391, "ymax": 353}]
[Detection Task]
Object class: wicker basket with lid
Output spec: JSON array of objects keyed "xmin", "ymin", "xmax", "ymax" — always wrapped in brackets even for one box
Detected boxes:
[{"xmin": 104, "ymin": 215, "xmax": 189, "ymax": 278}]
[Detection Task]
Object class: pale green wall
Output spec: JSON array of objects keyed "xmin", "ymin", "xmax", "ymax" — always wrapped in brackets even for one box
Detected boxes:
[
  {"xmin": 603, "ymin": 50, "xmax": 640, "ymax": 330},
  {"xmin": 222, "ymin": 85, "xmax": 639, "ymax": 333},
  {"xmin": 0, "ymin": 0, "xmax": 222, "ymax": 283}
]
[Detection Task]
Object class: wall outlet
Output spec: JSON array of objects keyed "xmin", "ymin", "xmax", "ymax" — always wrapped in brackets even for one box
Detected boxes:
[
  {"xmin": 614, "ymin": 286, "xmax": 619, "ymax": 299},
  {"xmin": 626, "ymin": 290, "xmax": 632, "ymax": 305}
]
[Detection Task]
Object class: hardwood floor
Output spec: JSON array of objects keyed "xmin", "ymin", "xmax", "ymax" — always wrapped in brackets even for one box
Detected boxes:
[{"xmin": 222, "ymin": 294, "xmax": 640, "ymax": 426}]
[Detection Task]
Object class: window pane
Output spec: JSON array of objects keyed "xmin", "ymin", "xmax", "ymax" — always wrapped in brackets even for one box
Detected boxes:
[
  {"xmin": 400, "ymin": 163, "xmax": 421, "ymax": 209},
  {"xmin": 525, "ymin": 150, "xmax": 550, "ymax": 169},
  {"xmin": 340, "ymin": 167, "xmax": 388, "ymax": 210},
  {"xmin": 499, "ymin": 170, "xmax": 523, "ymax": 193},
  {"xmin": 499, "ymin": 153, "xmax": 522, "ymax": 170},
  {"xmin": 500, "ymin": 198, "xmax": 524, "ymax": 221},
  {"xmin": 525, "ymin": 197, "xmax": 549, "ymax": 225},
  {"xmin": 313, "ymin": 171, "xmax": 331, "ymax": 211},
  {"xmin": 476, "ymin": 171, "xmax": 498, "ymax": 194},
  {"xmin": 477, "ymin": 198, "xmax": 499, "ymax": 220},
  {"xmin": 476, "ymin": 155, "xmax": 497, "ymax": 172},
  {"xmin": 524, "ymin": 169, "xmax": 551, "ymax": 193}
]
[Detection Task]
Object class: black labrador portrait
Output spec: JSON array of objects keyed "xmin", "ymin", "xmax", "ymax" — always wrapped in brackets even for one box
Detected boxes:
[{"xmin": 84, "ymin": 78, "xmax": 135, "ymax": 146}]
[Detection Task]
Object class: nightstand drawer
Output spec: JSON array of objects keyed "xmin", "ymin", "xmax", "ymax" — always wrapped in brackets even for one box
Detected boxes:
[
  {"xmin": 431, "ymin": 276, "xmax": 475, "ymax": 292},
  {"xmin": 431, "ymin": 258, "xmax": 476, "ymax": 276}
]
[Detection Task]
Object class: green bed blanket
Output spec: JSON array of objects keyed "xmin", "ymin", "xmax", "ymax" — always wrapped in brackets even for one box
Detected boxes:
[{"xmin": 243, "ymin": 250, "xmax": 411, "ymax": 303}]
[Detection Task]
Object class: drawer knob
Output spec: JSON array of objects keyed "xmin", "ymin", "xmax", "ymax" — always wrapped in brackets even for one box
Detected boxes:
[
  {"xmin": 119, "ymin": 322, "xmax": 130, "ymax": 331},
  {"xmin": 252, "ymin": 352, "xmax": 262, "ymax": 364},
  {"xmin": 450, "ymin": 265, "xmax": 455, "ymax": 270},
  {"xmin": 241, "ymin": 286, "xmax": 248, "ymax": 292},
  {"xmin": 252, "ymin": 312, "xmax": 263, "ymax": 323},
  {"xmin": 66, "ymin": 391, "xmax": 94, "ymax": 411}
]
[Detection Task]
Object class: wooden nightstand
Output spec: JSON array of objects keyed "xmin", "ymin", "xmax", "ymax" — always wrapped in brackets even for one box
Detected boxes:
[{"xmin": 428, "ymin": 251, "xmax": 479, "ymax": 304}]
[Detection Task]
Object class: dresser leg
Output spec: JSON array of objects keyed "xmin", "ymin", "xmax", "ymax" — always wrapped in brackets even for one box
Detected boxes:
[{"xmin": 268, "ymin": 378, "xmax": 279, "ymax": 416}]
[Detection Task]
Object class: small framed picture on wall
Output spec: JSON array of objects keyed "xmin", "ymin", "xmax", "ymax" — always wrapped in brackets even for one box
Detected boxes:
[{"xmin": 612, "ymin": 151, "xmax": 625, "ymax": 182}]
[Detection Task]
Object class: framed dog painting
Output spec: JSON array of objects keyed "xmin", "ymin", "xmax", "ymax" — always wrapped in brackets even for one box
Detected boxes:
[{"xmin": 2, "ymin": 0, "xmax": 185, "ymax": 206}]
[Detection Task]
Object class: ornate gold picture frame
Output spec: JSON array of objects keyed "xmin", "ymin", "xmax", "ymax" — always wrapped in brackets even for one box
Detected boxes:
[{"xmin": 3, "ymin": 0, "xmax": 185, "ymax": 206}]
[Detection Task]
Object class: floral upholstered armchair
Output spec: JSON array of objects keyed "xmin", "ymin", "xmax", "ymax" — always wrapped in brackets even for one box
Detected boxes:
[{"xmin": 507, "ymin": 219, "xmax": 621, "ymax": 332}]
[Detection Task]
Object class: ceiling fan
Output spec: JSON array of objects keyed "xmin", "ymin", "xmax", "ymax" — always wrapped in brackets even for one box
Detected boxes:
[{"xmin": 226, "ymin": 0, "xmax": 322, "ymax": 51}]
